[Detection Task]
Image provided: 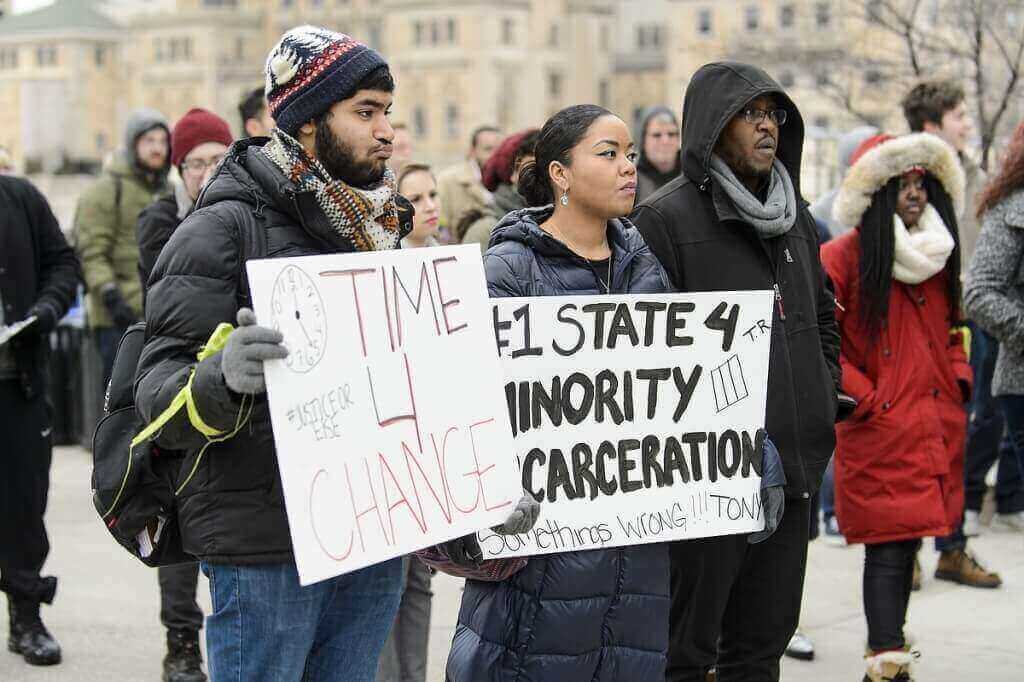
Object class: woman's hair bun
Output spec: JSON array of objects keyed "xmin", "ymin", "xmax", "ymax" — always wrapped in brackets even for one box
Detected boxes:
[{"xmin": 516, "ymin": 160, "xmax": 552, "ymax": 207}]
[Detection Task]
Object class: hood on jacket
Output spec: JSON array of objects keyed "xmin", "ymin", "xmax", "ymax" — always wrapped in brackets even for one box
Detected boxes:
[
  {"xmin": 681, "ymin": 62, "xmax": 805, "ymax": 197},
  {"xmin": 832, "ymin": 132, "xmax": 966, "ymax": 231},
  {"xmin": 123, "ymin": 108, "xmax": 171, "ymax": 183},
  {"xmin": 487, "ymin": 206, "xmax": 646, "ymax": 262},
  {"xmin": 635, "ymin": 105, "xmax": 681, "ymax": 173}
]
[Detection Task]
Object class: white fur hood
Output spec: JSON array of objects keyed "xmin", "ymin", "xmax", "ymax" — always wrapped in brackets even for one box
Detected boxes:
[{"xmin": 832, "ymin": 132, "xmax": 965, "ymax": 230}]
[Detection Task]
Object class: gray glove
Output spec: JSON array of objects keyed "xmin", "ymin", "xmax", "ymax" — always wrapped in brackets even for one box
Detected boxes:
[
  {"xmin": 221, "ymin": 308, "xmax": 289, "ymax": 395},
  {"xmin": 436, "ymin": 494, "xmax": 541, "ymax": 567},
  {"xmin": 749, "ymin": 434, "xmax": 786, "ymax": 544},
  {"xmin": 491, "ymin": 493, "xmax": 541, "ymax": 536}
]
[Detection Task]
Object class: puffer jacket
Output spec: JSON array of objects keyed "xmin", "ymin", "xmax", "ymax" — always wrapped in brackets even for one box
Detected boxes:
[
  {"xmin": 74, "ymin": 109, "xmax": 170, "ymax": 328},
  {"xmin": 134, "ymin": 137, "xmax": 366, "ymax": 564},
  {"xmin": 446, "ymin": 207, "xmax": 671, "ymax": 682}
]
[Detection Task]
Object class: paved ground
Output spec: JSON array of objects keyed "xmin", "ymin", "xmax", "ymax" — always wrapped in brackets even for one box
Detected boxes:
[{"xmin": 3, "ymin": 446, "xmax": 1022, "ymax": 681}]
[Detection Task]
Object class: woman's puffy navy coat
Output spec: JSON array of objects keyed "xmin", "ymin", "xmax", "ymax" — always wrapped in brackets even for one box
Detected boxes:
[{"xmin": 445, "ymin": 207, "xmax": 672, "ymax": 682}]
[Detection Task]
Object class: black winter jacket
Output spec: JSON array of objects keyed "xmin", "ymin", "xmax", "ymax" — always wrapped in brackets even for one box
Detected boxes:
[
  {"xmin": 135, "ymin": 138, "xmax": 365, "ymax": 564},
  {"xmin": 136, "ymin": 193, "xmax": 182, "ymax": 304},
  {"xmin": 447, "ymin": 208, "xmax": 671, "ymax": 682},
  {"xmin": 631, "ymin": 62, "xmax": 841, "ymax": 498},
  {"xmin": 0, "ymin": 175, "xmax": 80, "ymax": 398}
]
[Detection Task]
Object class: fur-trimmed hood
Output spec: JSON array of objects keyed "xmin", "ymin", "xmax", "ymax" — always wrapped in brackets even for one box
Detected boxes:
[{"xmin": 833, "ymin": 132, "xmax": 965, "ymax": 230}]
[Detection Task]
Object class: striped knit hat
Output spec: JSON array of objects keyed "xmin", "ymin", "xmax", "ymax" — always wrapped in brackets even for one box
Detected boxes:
[{"xmin": 264, "ymin": 26, "xmax": 388, "ymax": 137}]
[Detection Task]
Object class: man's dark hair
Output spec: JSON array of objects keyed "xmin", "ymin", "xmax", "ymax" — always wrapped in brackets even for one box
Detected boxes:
[
  {"xmin": 517, "ymin": 104, "xmax": 612, "ymax": 206},
  {"xmin": 470, "ymin": 125, "xmax": 500, "ymax": 149},
  {"xmin": 901, "ymin": 80, "xmax": 965, "ymax": 132},
  {"xmin": 238, "ymin": 87, "xmax": 266, "ymax": 130},
  {"xmin": 353, "ymin": 65, "xmax": 395, "ymax": 95}
]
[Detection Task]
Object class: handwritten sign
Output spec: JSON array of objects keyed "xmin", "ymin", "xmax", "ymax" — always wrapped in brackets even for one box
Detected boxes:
[
  {"xmin": 247, "ymin": 245, "xmax": 521, "ymax": 585},
  {"xmin": 480, "ymin": 292, "xmax": 774, "ymax": 558}
]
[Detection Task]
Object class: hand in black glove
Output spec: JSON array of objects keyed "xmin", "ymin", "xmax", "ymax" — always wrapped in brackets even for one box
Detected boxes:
[
  {"xmin": 437, "ymin": 533, "xmax": 484, "ymax": 568},
  {"xmin": 749, "ymin": 432, "xmax": 787, "ymax": 544},
  {"xmin": 102, "ymin": 286, "xmax": 138, "ymax": 328},
  {"xmin": 14, "ymin": 303, "xmax": 58, "ymax": 345}
]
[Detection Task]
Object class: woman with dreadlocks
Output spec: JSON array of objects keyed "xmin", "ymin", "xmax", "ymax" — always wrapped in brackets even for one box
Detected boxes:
[{"xmin": 821, "ymin": 133, "xmax": 971, "ymax": 682}]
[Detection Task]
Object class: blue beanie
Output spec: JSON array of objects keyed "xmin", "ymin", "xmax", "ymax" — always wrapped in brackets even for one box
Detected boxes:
[{"xmin": 265, "ymin": 26, "xmax": 388, "ymax": 137}]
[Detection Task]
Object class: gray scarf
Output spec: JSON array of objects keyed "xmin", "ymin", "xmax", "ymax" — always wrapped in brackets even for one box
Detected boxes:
[{"xmin": 709, "ymin": 154, "xmax": 797, "ymax": 237}]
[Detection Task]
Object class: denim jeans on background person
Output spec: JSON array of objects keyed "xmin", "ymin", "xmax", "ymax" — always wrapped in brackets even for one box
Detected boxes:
[
  {"xmin": 377, "ymin": 557, "xmax": 433, "ymax": 682},
  {"xmin": 999, "ymin": 394, "xmax": 1024, "ymax": 487},
  {"xmin": 202, "ymin": 559, "xmax": 403, "ymax": 682},
  {"xmin": 821, "ymin": 458, "xmax": 837, "ymax": 521},
  {"xmin": 936, "ymin": 326, "xmax": 1024, "ymax": 552}
]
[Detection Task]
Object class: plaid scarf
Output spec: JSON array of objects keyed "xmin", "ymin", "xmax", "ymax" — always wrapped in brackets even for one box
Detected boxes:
[{"xmin": 263, "ymin": 128, "xmax": 403, "ymax": 251}]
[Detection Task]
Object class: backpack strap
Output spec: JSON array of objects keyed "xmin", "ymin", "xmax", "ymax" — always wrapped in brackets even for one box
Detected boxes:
[{"xmin": 234, "ymin": 203, "xmax": 269, "ymax": 304}]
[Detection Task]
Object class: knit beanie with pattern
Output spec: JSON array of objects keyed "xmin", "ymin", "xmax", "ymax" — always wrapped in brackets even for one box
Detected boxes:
[{"xmin": 264, "ymin": 25, "xmax": 388, "ymax": 137}]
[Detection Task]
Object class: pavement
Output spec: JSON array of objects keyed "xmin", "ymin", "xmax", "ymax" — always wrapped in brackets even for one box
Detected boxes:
[{"xmin": 2, "ymin": 445, "xmax": 1022, "ymax": 681}]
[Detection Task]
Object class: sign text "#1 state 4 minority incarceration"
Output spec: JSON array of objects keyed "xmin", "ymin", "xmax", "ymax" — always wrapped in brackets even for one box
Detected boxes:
[{"xmin": 481, "ymin": 291, "xmax": 775, "ymax": 559}]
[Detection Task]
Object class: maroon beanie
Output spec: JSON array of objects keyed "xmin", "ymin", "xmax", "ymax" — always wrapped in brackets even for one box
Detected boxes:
[{"xmin": 171, "ymin": 108, "xmax": 233, "ymax": 167}]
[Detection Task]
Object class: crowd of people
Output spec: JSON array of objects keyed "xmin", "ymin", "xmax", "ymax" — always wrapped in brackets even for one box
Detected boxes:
[{"xmin": 1, "ymin": 23, "xmax": 1023, "ymax": 682}]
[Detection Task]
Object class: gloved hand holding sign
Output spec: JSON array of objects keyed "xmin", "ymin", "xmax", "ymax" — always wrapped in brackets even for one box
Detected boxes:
[
  {"xmin": 438, "ymin": 494, "xmax": 541, "ymax": 568},
  {"xmin": 748, "ymin": 432, "xmax": 787, "ymax": 544}
]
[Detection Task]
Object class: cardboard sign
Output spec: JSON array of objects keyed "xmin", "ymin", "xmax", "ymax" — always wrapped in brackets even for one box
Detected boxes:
[
  {"xmin": 480, "ymin": 292, "xmax": 774, "ymax": 558},
  {"xmin": 247, "ymin": 245, "xmax": 521, "ymax": 585}
]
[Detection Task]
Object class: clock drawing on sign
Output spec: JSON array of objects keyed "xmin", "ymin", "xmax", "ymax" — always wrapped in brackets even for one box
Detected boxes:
[{"xmin": 270, "ymin": 265, "xmax": 327, "ymax": 374}]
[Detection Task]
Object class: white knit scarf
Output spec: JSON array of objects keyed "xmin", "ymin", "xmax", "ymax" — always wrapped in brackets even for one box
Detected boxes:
[{"xmin": 892, "ymin": 203, "xmax": 954, "ymax": 284}]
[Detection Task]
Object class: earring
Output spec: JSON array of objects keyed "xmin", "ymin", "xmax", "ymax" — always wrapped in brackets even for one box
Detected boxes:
[{"xmin": 560, "ymin": 189, "xmax": 569, "ymax": 207}]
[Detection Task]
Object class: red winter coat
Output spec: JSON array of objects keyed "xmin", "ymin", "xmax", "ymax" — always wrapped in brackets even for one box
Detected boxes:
[{"xmin": 821, "ymin": 231, "xmax": 971, "ymax": 545}]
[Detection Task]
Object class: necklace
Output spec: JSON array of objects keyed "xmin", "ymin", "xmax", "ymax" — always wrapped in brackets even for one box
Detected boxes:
[{"xmin": 546, "ymin": 220, "xmax": 613, "ymax": 293}]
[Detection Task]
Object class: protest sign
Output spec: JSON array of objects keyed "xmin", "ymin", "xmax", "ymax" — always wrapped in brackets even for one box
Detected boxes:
[
  {"xmin": 480, "ymin": 291, "xmax": 774, "ymax": 559},
  {"xmin": 247, "ymin": 245, "xmax": 521, "ymax": 585}
]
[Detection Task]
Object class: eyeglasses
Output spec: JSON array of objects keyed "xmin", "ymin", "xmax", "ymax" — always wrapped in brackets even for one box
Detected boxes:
[
  {"xmin": 739, "ymin": 107, "xmax": 788, "ymax": 126},
  {"xmin": 181, "ymin": 154, "xmax": 225, "ymax": 174}
]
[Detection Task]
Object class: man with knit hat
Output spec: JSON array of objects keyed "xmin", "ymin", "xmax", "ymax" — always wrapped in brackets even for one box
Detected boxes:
[
  {"xmin": 133, "ymin": 27, "xmax": 408, "ymax": 680},
  {"xmin": 135, "ymin": 107, "xmax": 233, "ymax": 682},
  {"xmin": 75, "ymin": 109, "xmax": 171, "ymax": 389}
]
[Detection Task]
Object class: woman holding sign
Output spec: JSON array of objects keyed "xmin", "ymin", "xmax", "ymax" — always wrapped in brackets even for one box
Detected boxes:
[
  {"xmin": 422, "ymin": 104, "xmax": 674, "ymax": 681},
  {"xmin": 821, "ymin": 133, "xmax": 971, "ymax": 682}
]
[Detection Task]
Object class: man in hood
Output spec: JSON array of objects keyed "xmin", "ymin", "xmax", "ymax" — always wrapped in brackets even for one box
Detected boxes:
[
  {"xmin": 808, "ymin": 125, "xmax": 879, "ymax": 239},
  {"xmin": 134, "ymin": 27, "xmax": 410, "ymax": 680},
  {"xmin": 635, "ymin": 105, "xmax": 682, "ymax": 203},
  {"xmin": 74, "ymin": 108, "xmax": 171, "ymax": 387},
  {"xmin": 631, "ymin": 62, "xmax": 847, "ymax": 681}
]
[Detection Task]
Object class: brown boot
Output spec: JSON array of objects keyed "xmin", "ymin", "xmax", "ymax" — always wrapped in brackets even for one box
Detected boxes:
[
  {"xmin": 934, "ymin": 548, "xmax": 1002, "ymax": 588},
  {"xmin": 862, "ymin": 649, "xmax": 917, "ymax": 681}
]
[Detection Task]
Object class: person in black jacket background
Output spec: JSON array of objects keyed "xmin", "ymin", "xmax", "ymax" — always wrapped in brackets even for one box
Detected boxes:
[
  {"xmin": 631, "ymin": 62, "xmax": 847, "ymax": 682},
  {"xmin": 136, "ymin": 106, "xmax": 232, "ymax": 682},
  {"xmin": 0, "ymin": 174, "xmax": 81, "ymax": 668}
]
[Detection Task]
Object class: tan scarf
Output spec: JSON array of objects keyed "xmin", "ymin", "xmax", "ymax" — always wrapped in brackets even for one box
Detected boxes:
[{"xmin": 263, "ymin": 129, "xmax": 403, "ymax": 251}]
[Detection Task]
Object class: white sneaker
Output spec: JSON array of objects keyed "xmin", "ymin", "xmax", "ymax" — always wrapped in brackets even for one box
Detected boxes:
[
  {"xmin": 993, "ymin": 511, "xmax": 1024, "ymax": 532},
  {"xmin": 784, "ymin": 630, "xmax": 814, "ymax": 661},
  {"xmin": 963, "ymin": 509, "xmax": 982, "ymax": 537}
]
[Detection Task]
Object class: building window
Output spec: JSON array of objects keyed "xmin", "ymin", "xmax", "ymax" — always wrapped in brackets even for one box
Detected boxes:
[
  {"xmin": 815, "ymin": 71, "xmax": 829, "ymax": 87},
  {"xmin": 599, "ymin": 79, "xmax": 610, "ymax": 107},
  {"xmin": 548, "ymin": 71, "xmax": 563, "ymax": 98},
  {"xmin": 413, "ymin": 20, "xmax": 423, "ymax": 46},
  {"xmin": 0, "ymin": 47, "xmax": 17, "ymax": 70},
  {"xmin": 447, "ymin": 17, "xmax": 457, "ymax": 44},
  {"xmin": 745, "ymin": 5, "xmax": 760, "ymax": 31},
  {"xmin": 779, "ymin": 70, "xmax": 794, "ymax": 87},
  {"xmin": 35, "ymin": 45, "xmax": 57, "ymax": 67},
  {"xmin": 697, "ymin": 7, "xmax": 713, "ymax": 36},
  {"xmin": 600, "ymin": 24, "xmax": 611, "ymax": 50},
  {"xmin": 94, "ymin": 46, "xmax": 107, "ymax": 67},
  {"xmin": 815, "ymin": 1, "xmax": 831, "ymax": 27},
  {"xmin": 813, "ymin": 116, "xmax": 830, "ymax": 130},
  {"xmin": 203, "ymin": 0, "xmax": 238, "ymax": 5},
  {"xmin": 637, "ymin": 24, "xmax": 663, "ymax": 49},
  {"xmin": 96, "ymin": 132, "xmax": 108, "ymax": 152},
  {"xmin": 367, "ymin": 21, "xmax": 382, "ymax": 50},
  {"xmin": 548, "ymin": 22, "xmax": 560, "ymax": 47},
  {"xmin": 501, "ymin": 18, "xmax": 515, "ymax": 45},
  {"xmin": 865, "ymin": 69, "xmax": 883, "ymax": 84},
  {"xmin": 866, "ymin": 0, "xmax": 883, "ymax": 22},
  {"xmin": 234, "ymin": 36, "xmax": 245, "ymax": 61},
  {"xmin": 413, "ymin": 106, "xmax": 427, "ymax": 137},
  {"xmin": 780, "ymin": 4, "xmax": 795, "ymax": 28},
  {"xmin": 155, "ymin": 38, "xmax": 165, "ymax": 62},
  {"xmin": 430, "ymin": 20, "xmax": 440, "ymax": 45},
  {"xmin": 445, "ymin": 103, "xmax": 459, "ymax": 139},
  {"xmin": 280, "ymin": 0, "xmax": 293, "ymax": 7}
]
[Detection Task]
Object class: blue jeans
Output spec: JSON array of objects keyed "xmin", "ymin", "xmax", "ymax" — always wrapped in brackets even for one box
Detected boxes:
[
  {"xmin": 937, "ymin": 326, "xmax": 1024, "ymax": 552},
  {"xmin": 999, "ymin": 394, "xmax": 1024, "ymax": 487},
  {"xmin": 202, "ymin": 559, "xmax": 403, "ymax": 681}
]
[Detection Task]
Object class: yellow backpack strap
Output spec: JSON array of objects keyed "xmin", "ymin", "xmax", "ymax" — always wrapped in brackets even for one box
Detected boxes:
[
  {"xmin": 951, "ymin": 324, "xmax": 972, "ymax": 361},
  {"xmin": 130, "ymin": 322, "xmax": 237, "ymax": 448}
]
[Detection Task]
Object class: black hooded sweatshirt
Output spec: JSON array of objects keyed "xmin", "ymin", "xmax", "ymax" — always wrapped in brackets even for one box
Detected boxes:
[{"xmin": 631, "ymin": 62, "xmax": 841, "ymax": 499}]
